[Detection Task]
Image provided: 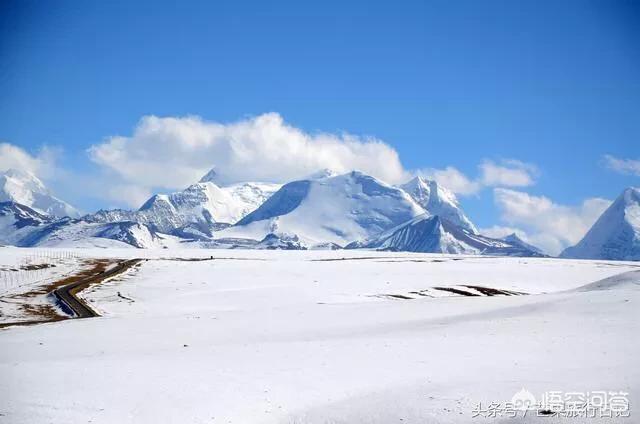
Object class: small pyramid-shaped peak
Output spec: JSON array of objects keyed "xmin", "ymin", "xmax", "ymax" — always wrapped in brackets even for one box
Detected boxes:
[
  {"xmin": 403, "ymin": 176, "xmax": 450, "ymax": 200},
  {"xmin": 560, "ymin": 186, "xmax": 640, "ymax": 260},
  {"xmin": 404, "ymin": 175, "xmax": 429, "ymax": 188},
  {"xmin": 503, "ymin": 233, "xmax": 522, "ymax": 242},
  {"xmin": 199, "ymin": 167, "xmax": 218, "ymax": 183}
]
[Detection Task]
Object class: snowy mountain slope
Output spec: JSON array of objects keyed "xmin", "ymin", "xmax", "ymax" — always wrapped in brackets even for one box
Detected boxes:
[
  {"xmin": 399, "ymin": 176, "xmax": 477, "ymax": 233},
  {"xmin": 305, "ymin": 168, "xmax": 339, "ymax": 180},
  {"xmin": 0, "ymin": 201, "xmax": 54, "ymax": 245},
  {"xmin": 85, "ymin": 171, "xmax": 280, "ymax": 234},
  {"xmin": 350, "ymin": 214, "xmax": 544, "ymax": 256},
  {"xmin": 0, "ymin": 200, "xmax": 170, "ymax": 248},
  {"xmin": 136, "ymin": 183, "xmax": 241, "ymax": 232},
  {"xmin": 19, "ymin": 218, "xmax": 165, "ymax": 249},
  {"xmin": 0, "ymin": 169, "xmax": 79, "ymax": 218},
  {"xmin": 220, "ymin": 171, "xmax": 427, "ymax": 246},
  {"xmin": 561, "ymin": 187, "xmax": 640, "ymax": 260},
  {"xmin": 222, "ymin": 182, "xmax": 282, "ymax": 218}
]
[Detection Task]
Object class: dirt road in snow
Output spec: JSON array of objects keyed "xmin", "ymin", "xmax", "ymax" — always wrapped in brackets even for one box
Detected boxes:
[{"xmin": 53, "ymin": 259, "xmax": 142, "ymax": 318}]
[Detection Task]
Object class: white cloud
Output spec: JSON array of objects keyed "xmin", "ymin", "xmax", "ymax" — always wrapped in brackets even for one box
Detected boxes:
[
  {"xmin": 419, "ymin": 158, "xmax": 538, "ymax": 196},
  {"xmin": 89, "ymin": 113, "xmax": 410, "ymax": 195},
  {"xmin": 0, "ymin": 143, "xmax": 59, "ymax": 178},
  {"xmin": 479, "ymin": 159, "xmax": 538, "ymax": 187},
  {"xmin": 479, "ymin": 225, "xmax": 527, "ymax": 239},
  {"xmin": 492, "ymin": 188, "xmax": 611, "ymax": 255},
  {"xmin": 603, "ymin": 154, "xmax": 640, "ymax": 176},
  {"xmin": 88, "ymin": 113, "xmax": 545, "ymax": 204},
  {"xmin": 418, "ymin": 166, "xmax": 482, "ymax": 195},
  {"xmin": 107, "ymin": 184, "xmax": 152, "ymax": 209}
]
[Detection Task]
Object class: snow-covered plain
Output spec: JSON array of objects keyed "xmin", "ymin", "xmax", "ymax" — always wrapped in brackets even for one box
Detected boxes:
[{"xmin": 1, "ymin": 248, "xmax": 639, "ymax": 423}]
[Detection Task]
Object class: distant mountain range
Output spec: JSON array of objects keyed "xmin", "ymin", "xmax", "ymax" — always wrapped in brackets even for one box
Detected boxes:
[
  {"xmin": 347, "ymin": 215, "xmax": 544, "ymax": 257},
  {"xmin": 1, "ymin": 167, "xmax": 637, "ymax": 260}
]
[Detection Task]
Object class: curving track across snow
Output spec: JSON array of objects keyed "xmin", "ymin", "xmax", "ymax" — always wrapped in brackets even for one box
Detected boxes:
[{"xmin": 52, "ymin": 259, "xmax": 142, "ymax": 318}]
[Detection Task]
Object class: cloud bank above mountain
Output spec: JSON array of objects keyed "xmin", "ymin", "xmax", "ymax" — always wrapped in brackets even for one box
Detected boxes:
[
  {"xmin": 88, "ymin": 113, "xmax": 410, "ymax": 191},
  {"xmin": 1, "ymin": 114, "xmax": 615, "ymax": 255},
  {"xmin": 490, "ymin": 188, "xmax": 611, "ymax": 255}
]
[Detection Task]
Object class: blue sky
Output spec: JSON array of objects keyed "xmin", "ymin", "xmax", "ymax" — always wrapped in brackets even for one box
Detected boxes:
[{"xmin": 1, "ymin": 0, "xmax": 639, "ymax": 253}]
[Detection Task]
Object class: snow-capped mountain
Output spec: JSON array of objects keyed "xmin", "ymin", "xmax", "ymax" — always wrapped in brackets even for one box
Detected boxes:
[
  {"xmin": 561, "ymin": 187, "xmax": 640, "ymax": 261},
  {"xmin": 194, "ymin": 168, "xmax": 282, "ymax": 220},
  {"xmin": 23, "ymin": 219, "xmax": 165, "ymax": 249},
  {"xmin": 135, "ymin": 182, "xmax": 245, "ymax": 233},
  {"xmin": 3, "ymin": 164, "xmax": 634, "ymax": 258},
  {"xmin": 0, "ymin": 169, "xmax": 79, "ymax": 218},
  {"xmin": 0, "ymin": 201, "xmax": 54, "ymax": 245},
  {"xmin": 222, "ymin": 182, "xmax": 282, "ymax": 218},
  {"xmin": 305, "ymin": 168, "xmax": 339, "ymax": 180},
  {"xmin": 349, "ymin": 214, "xmax": 544, "ymax": 256},
  {"xmin": 501, "ymin": 233, "xmax": 544, "ymax": 255},
  {"xmin": 0, "ymin": 201, "xmax": 165, "ymax": 248},
  {"xmin": 218, "ymin": 171, "xmax": 426, "ymax": 246},
  {"xmin": 400, "ymin": 176, "xmax": 477, "ymax": 233},
  {"xmin": 85, "ymin": 170, "xmax": 280, "ymax": 235}
]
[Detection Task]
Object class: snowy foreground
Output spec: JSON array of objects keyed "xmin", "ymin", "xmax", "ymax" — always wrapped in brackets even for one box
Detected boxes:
[{"xmin": 1, "ymin": 248, "xmax": 639, "ymax": 423}]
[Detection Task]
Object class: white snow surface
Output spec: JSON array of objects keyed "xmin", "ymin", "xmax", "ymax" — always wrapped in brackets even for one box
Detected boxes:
[
  {"xmin": 1, "ymin": 248, "xmax": 639, "ymax": 423},
  {"xmin": 0, "ymin": 169, "xmax": 79, "ymax": 218}
]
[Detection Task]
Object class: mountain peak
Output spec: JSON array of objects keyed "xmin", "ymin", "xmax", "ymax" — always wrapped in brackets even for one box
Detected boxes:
[
  {"xmin": 199, "ymin": 167, "xmax": 219, "ymax": 184},
  {"xmin": 561, "ymin": 186, "xmax": 640, "ymax": 260},
  {"xmin": 0, "ymin": 169, "xmax": 79, "ymax": 218},
  {"xmin": 222, "ymin": 171, "xmax": 425, "ymax": 246},
  {"xmin": 621, "ymin": 186, "xmax": 640, "ymax": 205},
  {"xmin": 305, "ymin": 168, "xmax": 339, "ymax": 180},
  {"xmin": 399, "ymin": 176, "xmax": 477, "ymax": 234},
  {"xmin": 1, "ymin": 168, "xmax": 47, "ymax": 192}
]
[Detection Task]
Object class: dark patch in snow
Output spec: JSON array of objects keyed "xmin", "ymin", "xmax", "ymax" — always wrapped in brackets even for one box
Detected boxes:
[
  {"xmin": 433, "ymin": 287, "xmax": 480, "ymax": 296},
  {"xmin": 462, "ymin": 285, "xmax": 525, "ymax": 296}
]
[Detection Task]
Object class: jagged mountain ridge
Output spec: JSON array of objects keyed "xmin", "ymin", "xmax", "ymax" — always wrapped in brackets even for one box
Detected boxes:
[
  {"xmin": 0, "ymin": 167, "xmax": 554, "ymax": 257},
  {"xmin": 0, "ymin": 201, "xmax": 166, "ymax": 248},
  {"xmin": 0, "ymin": 201, "xmax": 55, "ymax": 246},
  {"xmin": 85, "ymin": 172, "xmax": 281, "ymax": 234},
  {"xmin": 349, "ymin": 214, "xmax": 545, "ymax": 256}
]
